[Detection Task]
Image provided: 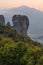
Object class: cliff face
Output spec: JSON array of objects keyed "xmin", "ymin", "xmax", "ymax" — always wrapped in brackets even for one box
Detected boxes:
[
  {"xmin": 0, "ymin": 15, "xmax": 5, "ymax": 25},
  {"xmin": 0, "ymin": 14, "xmax": 29, "ymax": 36},
  {"xmin": 12, "ymin": 15, "xmax": 29, "ymax": 35}
]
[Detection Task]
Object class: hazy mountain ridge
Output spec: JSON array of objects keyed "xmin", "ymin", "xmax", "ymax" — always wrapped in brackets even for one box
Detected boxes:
[
  {"xmin": 0, "ymin": 6, "xmax": 43, "ymax": 43},
  {"xmin": 0, "ymin": 6, "xmax": 43, "ymax": 34}
]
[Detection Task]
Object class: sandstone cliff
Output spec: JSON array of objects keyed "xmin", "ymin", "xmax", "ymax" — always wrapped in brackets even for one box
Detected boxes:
[
  {"xmin": 0, "ymin": 15, "xmax": 5, "ymax": 25},
  {"xmin": 12, "ymin": 15, "xmax": 29, "ymax": 35},
  {"xmin": 0, "ymin": 14, "xmax": 29, "ymax": 36}
]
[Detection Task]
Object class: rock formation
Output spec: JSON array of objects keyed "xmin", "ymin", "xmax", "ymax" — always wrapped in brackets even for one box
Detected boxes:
[
  {"xmin": 0, "ymin": 15, "xmax": 5, "ymax": 25},
  {"xmin": 12, "ymin": 15, "xmax": 29, "ymax": 35}
]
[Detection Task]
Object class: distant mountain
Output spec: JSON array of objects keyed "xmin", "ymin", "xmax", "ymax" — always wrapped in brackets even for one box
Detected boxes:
[
  {"xmin": 33, "ymin": 35, "xmax": 43, "ymax": 44},
  {"xmin": 0, "ymin": 6, "xmax": 43, "ymax": 35},
  {"xmin": 37, "ymin": 35, "xmax": 43, "ymax": 39}
]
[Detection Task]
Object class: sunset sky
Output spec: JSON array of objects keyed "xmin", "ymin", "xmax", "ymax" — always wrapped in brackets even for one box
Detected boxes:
[{"xmin": 0, "ymin": 0, "xmax": 43, "ymax": 11}]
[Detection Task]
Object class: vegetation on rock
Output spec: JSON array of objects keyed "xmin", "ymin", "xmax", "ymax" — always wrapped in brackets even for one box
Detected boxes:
[{"xmin": 0, "ymin": 24, "xmax": 43, "ymax": 65}]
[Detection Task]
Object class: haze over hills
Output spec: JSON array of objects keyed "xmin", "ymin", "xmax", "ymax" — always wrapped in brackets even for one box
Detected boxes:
[{"xmin": 0, "ymin": 6, "xmax": 43, "ymax": 42}]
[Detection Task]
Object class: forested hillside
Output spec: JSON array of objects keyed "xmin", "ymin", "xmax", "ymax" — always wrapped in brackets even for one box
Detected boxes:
[{"xmin": 0, "ymin": 24, "xmax": 43, "ymax": 65}]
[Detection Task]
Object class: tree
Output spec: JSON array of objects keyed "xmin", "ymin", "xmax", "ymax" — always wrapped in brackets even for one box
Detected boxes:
[{"xmin": 6, "ymin": 21, "xmax": 11, "ymax": 28}]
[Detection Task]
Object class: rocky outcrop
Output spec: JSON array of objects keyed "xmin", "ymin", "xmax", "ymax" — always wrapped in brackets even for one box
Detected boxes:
[
  {"xmin": 0, "ymin": 15, "xmax": 5, "ymax": 25},
  {"xmin": 12, "ymin": 15, "xmax": 29, "ymax": 35}
]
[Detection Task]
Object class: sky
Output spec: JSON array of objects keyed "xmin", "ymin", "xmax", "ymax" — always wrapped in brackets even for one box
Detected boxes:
[{"xmin": 0, "ymin": 0, "xmax": 43, "ymax": 11}]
